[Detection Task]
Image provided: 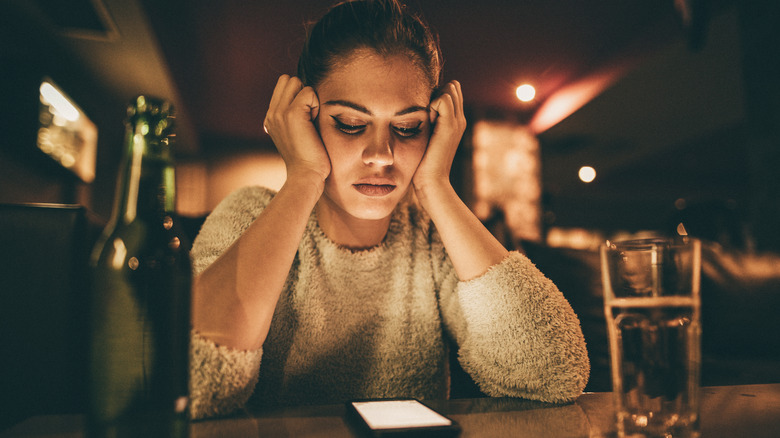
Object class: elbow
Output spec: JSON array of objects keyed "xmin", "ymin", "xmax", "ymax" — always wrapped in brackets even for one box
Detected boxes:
[
  {"xmin": 537, "ymin": 352, "xmax": 591, "ymax": 403},
  {"xmin": 536, "ymin": 329, "xmax": 591, "ymax": 403},
  {"xmin": 482, "ymin": 353, "xmax": 590, "ymax": 404},
  {"xmin": 460, "ymin": 333, "xmax": 591, "ymax": 404}
]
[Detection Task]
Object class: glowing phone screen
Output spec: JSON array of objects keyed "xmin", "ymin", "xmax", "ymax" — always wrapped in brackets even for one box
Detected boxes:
[{"xmin": 350, "ymin": 399, "xmax": 452, "ymax": 430}]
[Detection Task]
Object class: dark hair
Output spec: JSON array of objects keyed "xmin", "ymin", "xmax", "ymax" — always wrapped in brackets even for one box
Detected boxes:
[{"xmin": 297, "ymin": 0, "xmax": 442, "ymax": 91}]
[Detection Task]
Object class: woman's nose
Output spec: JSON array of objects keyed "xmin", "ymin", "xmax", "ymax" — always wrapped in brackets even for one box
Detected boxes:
[{"xmin": 362, "ymin": 130, "xmax": 394, "ymax": 166}]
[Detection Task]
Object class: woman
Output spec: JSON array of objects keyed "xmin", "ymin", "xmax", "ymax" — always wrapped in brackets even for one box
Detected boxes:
[{"xmin": 189, "ymin": 0, "xmax": 589, "ymax": 419}]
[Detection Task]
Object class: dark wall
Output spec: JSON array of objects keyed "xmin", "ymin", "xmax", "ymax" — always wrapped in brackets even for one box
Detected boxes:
[
  {"xmin": 537, "ymin": 2, "xmax": 779, "ymax": 253},
  {"xmin": 740, "ymin": 0, "xmax": 780, "ymax": 253},
  {"xmin": 0, "ymin": 4, "xmax": 125, "ymax": 222}
]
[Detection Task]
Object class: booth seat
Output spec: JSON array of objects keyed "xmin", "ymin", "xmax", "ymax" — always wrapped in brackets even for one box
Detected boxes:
[{"xmin": 0, "ymin": 203, "xmax": 99, "ymax": 429}]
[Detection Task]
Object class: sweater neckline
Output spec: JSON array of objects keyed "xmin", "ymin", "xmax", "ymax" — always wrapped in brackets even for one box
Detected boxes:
[{"xmin": 309, "ymin": 203, "xmax": 408, "ymax": 256}]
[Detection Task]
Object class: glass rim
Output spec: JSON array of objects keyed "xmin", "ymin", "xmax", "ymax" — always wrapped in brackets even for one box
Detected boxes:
[{"xmin": 604, "ymin": 236, "xmax": 699, "ymax": 252}]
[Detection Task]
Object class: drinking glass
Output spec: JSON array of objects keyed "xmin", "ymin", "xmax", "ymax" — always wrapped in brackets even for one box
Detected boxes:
[{"xmin": 601, "ymin": 237, "xmax": 701, "ymax": 437}]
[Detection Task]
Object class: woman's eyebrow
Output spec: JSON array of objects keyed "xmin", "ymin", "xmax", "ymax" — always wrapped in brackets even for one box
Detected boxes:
[
  {"xmin": 395, "ymin": 105, "xmax": 428, "ymax": 116},
  {"xmin": 323, "ymin": 100, "xmax": 428, "ymax": 116},
  {"xmin": 324, "ymin": 100, "xmax": 371, "ymax": 114}
]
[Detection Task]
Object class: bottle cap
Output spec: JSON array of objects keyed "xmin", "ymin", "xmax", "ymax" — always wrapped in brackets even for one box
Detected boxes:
[{"xmin": 126, "ymin": 95, "xmax": 175, "ymax": 139}]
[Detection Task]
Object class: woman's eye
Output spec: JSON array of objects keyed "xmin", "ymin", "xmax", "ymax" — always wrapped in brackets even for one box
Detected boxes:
[
  {"xmin": 332, "ymin": 116, "xmax": 366, "ymax": 135},
  {"xmin": 393, "ymin": 121, "xmax": 423, "ymax": 138}
]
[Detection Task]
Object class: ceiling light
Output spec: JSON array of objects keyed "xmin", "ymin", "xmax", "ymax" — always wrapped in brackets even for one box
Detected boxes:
[
  {"xmin": 40, "ymin": 82, "xmax": 80, "ymax": 122},
  {"xmin": 578, "ymin": 166, "xmax": 596, "ymax": 183},
  {"xmin": 515, "ymin": 84, "xmax": 535, "ymax": 102}
]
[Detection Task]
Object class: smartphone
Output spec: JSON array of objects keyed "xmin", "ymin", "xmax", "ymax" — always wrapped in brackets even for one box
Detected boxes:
[{"xmin": 346, "ymin": 398, "xmax": 461, "ymax": 437}]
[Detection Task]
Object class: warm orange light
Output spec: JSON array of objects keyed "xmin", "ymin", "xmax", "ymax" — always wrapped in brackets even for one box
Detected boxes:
[
  {"xmin": 515, "ymin": 84, "xmax": 536, "ymax": 102},
  {"xmin": 528, "ymin": 58, "xmax": 635, "ymax": 134},
  {"xmin": 578, "ymin": 166, "xmax": 596, "ymax": 183}
]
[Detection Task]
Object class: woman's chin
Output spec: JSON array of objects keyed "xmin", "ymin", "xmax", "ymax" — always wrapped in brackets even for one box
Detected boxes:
[
  {"xmin": 348, "ymin": 203, "xmax": 397, "ymax": 221},
  {"xmin": 321, "ymin": 185, "xmax": 409, "ymax": 222}
]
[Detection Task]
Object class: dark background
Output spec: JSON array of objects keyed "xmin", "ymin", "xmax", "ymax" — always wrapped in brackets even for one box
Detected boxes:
[{"xmin": 1, "ymin": 0, "xmax": 778, "ymax": 252}]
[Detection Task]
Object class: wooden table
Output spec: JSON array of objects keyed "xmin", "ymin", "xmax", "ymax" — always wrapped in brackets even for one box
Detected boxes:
[{"xmin": 3, "ymin": 384, "xmax": 779, "ymax": 437}]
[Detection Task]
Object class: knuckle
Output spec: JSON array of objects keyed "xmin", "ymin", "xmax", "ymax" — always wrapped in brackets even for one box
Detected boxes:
[{"xmin": 289, "ymin": 76, "xmax": 303, "ymax": 87}]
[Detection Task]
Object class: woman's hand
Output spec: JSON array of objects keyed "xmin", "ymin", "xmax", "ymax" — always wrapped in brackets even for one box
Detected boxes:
[
  {"xmin": 413, "ymin": 80, "xmax": 467, "ymax": 193},
  {"xmin": 194, "ymin": 75, "xmax": 332, "ymax": 351},
  {"xmin": 264, "ymin": 75, "xmax": 331, "ymax": 185},
  {"xmin": 410, "ymin": 80, "xmax": 506, "ymax": 281}
]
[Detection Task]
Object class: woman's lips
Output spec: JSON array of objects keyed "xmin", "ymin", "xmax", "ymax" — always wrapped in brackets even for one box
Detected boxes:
[{"xmin": 353, "ymin": 183, "xmax": 396, "ymax": 196}]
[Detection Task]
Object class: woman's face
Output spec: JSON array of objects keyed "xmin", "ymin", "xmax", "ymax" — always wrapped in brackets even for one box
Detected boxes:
[{"xmin": 315, "ymin": 49, "xmax": 433, "ymax": 221}]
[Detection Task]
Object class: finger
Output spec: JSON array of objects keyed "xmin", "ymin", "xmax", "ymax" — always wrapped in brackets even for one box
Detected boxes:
[
  {"xmin": 431, "ymin": 93, "xmax": 455, "ymax": 122},
  {"xmin": 266, "ymin": 75, "xmax": 306, "ymax": 131},
  {"xmin": 279, "ymin": 76, "xmax": 304, "ymax": 107},
  {"xmin": 429, "ymin": 91, "xmax": 449, "ymax": 125},
  {"xmin": 265, "ymin": 75, "xmax": 288, "ymax": 130},
  {"xmin": 292, "ymin": 86, "xmax": 320, "ymax": 122},
  {"xmin": 430, "ymin": 81, "xmax": 462, "ymax": 121},
  {"xmin": 450, "ymin": 80, "xmax": 465, "ymax": 121},
  {"xmin": 439, "ymin": 81, "xmax": 463, "ymax": 122},
  {"xmin": 428, "ymin": 106, "xmax": 438, "ymax": 125},
  {"xmin": 268, "ymin": 74, "xmax": 290, "ymax": 112},
  {"xmin": 266, "ymin": 75, "xmax": 296, "ymax": 130},
  {"xmin": 429, "ymin": 85, "xmax": 443, "ymax": 124},
  {"xmin": 306, "ymin": 87, "xmax": 320, "ymax": 121}
]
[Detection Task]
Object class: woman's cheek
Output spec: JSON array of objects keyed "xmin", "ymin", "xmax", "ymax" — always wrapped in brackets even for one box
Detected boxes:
[
  {"xmin": 404, "ymin": 138, "xmax": 428, "ymax": 167},
  {"xmin": 319, "ymin": 129, "xmax": 344, "ymax": 158}
]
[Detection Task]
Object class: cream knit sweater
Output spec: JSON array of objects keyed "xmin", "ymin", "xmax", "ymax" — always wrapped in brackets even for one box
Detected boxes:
[{"xmin": 189, "ymin": 186, "xmax": 589, "ymax": 419}]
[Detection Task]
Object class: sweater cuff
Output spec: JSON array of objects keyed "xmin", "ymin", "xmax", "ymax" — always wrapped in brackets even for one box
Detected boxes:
[{"xmin": 189, "ymin": 330, "xmax": 263, "ymax": 419}]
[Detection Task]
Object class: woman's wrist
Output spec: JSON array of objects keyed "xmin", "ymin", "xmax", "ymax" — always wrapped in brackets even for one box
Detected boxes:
[
  {"xmin": 283, "ymin": 167, "xmax": 327, "ymax": 197},
  {"xmin": 413, "ymin": 175, "xmax": 454, "ymax": 209}
]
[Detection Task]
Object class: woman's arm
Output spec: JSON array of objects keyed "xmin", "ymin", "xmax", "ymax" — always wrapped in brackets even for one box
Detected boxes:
[
  {"xmin": 419, "ymin": 82, "xmax": 589, "ymax": 402},
  {"xmin": 437, "ymin": 251, "xmax": 590, "ymax": 403},
  {"xmin": 192, "ymin": 75, "xmax": 330, "ymax": 351},
  {"xmin": 413, "ymin": 81, "xmax": 508, "ymax": 281}
]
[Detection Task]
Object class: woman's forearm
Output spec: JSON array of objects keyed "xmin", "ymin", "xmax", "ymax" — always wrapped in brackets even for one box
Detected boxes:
[
  {"xmin": 415, "ymin": 180, "xmax": 508, "ymax": 281},
  {"xmin": 192, "ymin": 175, "xmax": 324, "ymax": 351}
]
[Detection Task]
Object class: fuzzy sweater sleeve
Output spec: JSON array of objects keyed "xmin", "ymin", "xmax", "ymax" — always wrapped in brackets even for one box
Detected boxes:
[
  {"xmin": 438, "ymin": 251, "xmax": 590, "ymax": 403},
  {"xmin": 188, "ymin": 186, "xmax": 273, "ymax": 419}
]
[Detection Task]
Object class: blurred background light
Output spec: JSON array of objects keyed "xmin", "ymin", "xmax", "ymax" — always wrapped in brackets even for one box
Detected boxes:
[
  {"xmin": 40, "ymin": 82, "xmax": 80, "ymax": 122},
  {"xmin": 578, "ymin": 165, "xmax": 596, "ymax": 183},
  {"xmin": 515, "ymin": 84, "xmax": 536, "ymax": 102}
]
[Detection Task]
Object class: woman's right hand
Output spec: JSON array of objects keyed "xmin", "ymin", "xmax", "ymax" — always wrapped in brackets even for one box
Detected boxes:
[{"xmin": 264, "ymin": 75, "xmax": 331, "ymax": 185}]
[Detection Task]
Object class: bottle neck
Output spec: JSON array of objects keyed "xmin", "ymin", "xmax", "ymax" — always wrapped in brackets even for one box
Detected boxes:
[{"xmin": 111, "ymin": 121, "xmax": 176, "ymax": 225}]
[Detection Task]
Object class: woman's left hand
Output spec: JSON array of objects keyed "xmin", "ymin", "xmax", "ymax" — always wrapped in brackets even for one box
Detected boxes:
[
  {"xmin": 411, "ymin": 81, "xmax": 507, "ymax": 281},
  {"xmin": 413, "ymin": 80, "xmax": 467, "ymax": 192}
]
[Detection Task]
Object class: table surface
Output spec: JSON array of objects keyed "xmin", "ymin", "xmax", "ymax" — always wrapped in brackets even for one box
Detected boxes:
[{"xmin": 2, "ymin": 384, "xmax": 779, "ymax": 437}]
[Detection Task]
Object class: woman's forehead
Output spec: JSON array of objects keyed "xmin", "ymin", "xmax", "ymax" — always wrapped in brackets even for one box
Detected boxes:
[{"xmin": 317, "ymin": 49, "xmax": 432, "ymax": 110}]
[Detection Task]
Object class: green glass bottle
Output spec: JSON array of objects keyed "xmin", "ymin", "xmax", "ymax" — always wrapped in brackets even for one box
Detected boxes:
[{"xmin": 87, "ymin": 96, "xmax": 190, "ymax": 437}]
